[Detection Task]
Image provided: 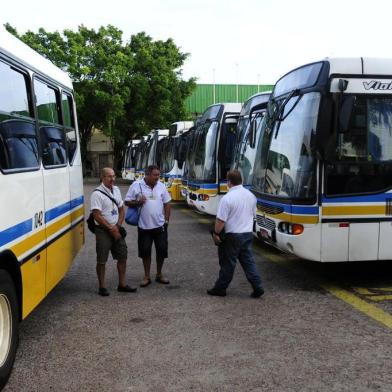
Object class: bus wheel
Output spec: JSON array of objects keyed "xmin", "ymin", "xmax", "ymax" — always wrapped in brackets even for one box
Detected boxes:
[{"xmin": 0, "ymin": 270, "xmax": 19, "ymax": 389}]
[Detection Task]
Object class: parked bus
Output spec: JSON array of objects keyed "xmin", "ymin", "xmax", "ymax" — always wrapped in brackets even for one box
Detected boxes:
[
  {"xmin": 186, "ymin": 103, "xmax": 241, "ymax": 215},
  {"xmin": 162, "ymin": 121, "xmax": 194, "ymax": 200},
  {"xmin": 251, "ymin": 58, "xmax": 392, "ymax": 262},
  {"xmin": 232, "ymin": 92, "xmax": 271, "ymax": 188},
  {"xmin": 179, "ymin": 126, "xmax": 197, "ymax": 200},
  {"xmin": 0, "ymin": 28, "xmax": 84, "ymax": 385},
  {"xmin": 134, "ymin": 135, "xmax": 149, "ymax": 180},
  {"xmin": 121, "ymin": 139, "xmax": 141, "ymax": 181}
]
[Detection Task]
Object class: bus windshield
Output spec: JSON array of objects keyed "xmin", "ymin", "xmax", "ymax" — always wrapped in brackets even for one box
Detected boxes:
[
  {"xmin": 237, "ymin": 114, "xmax": 265, "ymax": 186},
  {"xmin": 326, "ymin": 96, "xmax": 392, "ymax": 195},
  {"xmin": 160, "ymin": 138, "xmax": 175, "ymax": 174},
  {"xmin": 252, "ymin": 92, "xmax": 320, "ymax": 199},
  {"xmin": 188, "ymin": 121, "xmax": 219, "ymax": 183}
]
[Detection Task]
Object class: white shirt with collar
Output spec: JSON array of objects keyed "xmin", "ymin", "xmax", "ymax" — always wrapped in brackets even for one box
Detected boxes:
[
  {"xmin": 216, "ymin": 184, "xmax": 256, "ymax": 233},
  {"xmin": 125, "ymin": 179, "xmax": 171, "ymax": 229},
  {"xmin": 90, "ymin": 184, "xmax": 123, "ymax": 226}
]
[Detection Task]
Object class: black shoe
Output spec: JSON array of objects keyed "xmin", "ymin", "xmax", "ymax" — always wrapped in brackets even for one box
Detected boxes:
[
  {"xmin": 117, "ymin": 285, "xmax": 137, "ymax": 293},
  {"xmin": 98, "ymin": 287, "xmax": 110, "ymax": 296},
  {"xmin": 250, "ymin": 287, "xmax": 264, "ymax": 298},
  {"xmin": 207, "ymin": 287, "xmax": 226, "ymax": 297}
]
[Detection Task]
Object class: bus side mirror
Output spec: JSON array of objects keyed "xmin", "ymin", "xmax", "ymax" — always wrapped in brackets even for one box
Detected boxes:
[{"xmin": 339, "ymin": 96, "xmax": 355, "ymax": 133}]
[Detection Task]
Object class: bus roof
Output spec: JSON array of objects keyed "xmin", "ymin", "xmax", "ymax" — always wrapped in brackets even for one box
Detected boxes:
[
  {"xmin": 0, "ymin": 26, "xmax": 73, "ymax": 89},
  {"xmin": 327, "ymin": 57, "xmax": 392, "ymax": 76}
]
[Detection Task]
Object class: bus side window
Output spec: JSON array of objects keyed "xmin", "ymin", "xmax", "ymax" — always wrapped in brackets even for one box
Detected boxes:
[
  {"xmin": 61, "ymin": 92, "xmax": 77, "ymax": 163},
  {"xmin": 40, "ymin": 126, "xmax": 67, "ymax": 167},
  {"xmin": 0, "ymin": 121, "xmax": 39, "ymax": 171},
  {"xmin": 0, "ymin": 60, "xmax": 38, "ymax": 172}
]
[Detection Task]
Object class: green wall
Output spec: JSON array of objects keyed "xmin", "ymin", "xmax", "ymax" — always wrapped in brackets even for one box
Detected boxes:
[{"xmin": 185, "ymin": 84, "xmax": 274, "ymax": 115}]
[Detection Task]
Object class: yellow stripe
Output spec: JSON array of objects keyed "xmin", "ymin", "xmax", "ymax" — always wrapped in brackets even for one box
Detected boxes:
[
  {"xmin": 323, "ymin": 205, "xmax": 386, "ymax": 216},
  {"xmin": 10, "ymin": 229, "xmax": 46, "ymax": 258},
  {"xmin": 9, "ymin": 207, "xmax": 84, "ymax": 259},
  {"xmin": 322, "ymin": 285, "xmax": 392, "ymax": 329},
  {"xmin": 256, "ymin": 211, "xmax": 319, "ymax": 224}
]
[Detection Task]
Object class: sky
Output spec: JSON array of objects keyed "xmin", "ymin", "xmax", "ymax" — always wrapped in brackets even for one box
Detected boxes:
[{"xmin": 3, "ymin": 0, "xmax": 392, "ymax": 85}]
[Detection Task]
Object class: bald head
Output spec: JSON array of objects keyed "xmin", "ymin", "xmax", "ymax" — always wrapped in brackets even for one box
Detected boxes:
[{"xmin": 101, "ymin": 167, "xmax": 115, "ymax": 188}]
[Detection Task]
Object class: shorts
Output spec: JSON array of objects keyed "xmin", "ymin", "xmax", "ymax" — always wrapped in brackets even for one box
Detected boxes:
[
  {"xmin": 95, "ymin": 226, "xmax": 128, "ymax": 264},
  {"xmin": 138, "ymin": 225, "xmax": 168, "ymax": 259}
]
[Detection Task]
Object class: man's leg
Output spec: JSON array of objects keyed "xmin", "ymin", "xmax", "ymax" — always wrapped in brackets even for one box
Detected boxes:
[
  {"xmin": 155, "ymin": 227, "xmax": 169, "ymax": 284},
  {"xmin": 238, "ymin": 233, "xmax": 263, "ymax": 295},
  {"xmin": 142, "ymin": 257, "xmax": 152, "ymax": 281},
  {"xmin": 95, "ymin": 227, "xmax": 110, "ymax": 296},
  {"xmin": 96, "ymin": 263, "xmax": 106, "ymax": 289},
  {"xmin": 117, "ymin": 259, "xmax": 126, "ymax": 287},
  {"xmin": 213, "ymin": 236, "xmax": 239, "ymax": 290},
  {"xmin": 138, "ymin": 228, "xmax": 153, "ymax": 286}
]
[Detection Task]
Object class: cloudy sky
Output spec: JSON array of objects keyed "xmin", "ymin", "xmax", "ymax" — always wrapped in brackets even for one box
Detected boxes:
[{"xmin": 3, "ymin": 0, "xmax": 392, "ymax": 85}]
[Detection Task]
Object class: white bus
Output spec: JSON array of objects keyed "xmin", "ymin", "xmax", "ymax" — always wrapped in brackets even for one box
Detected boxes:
[
  {"xmin": 251, "ymin": 58, "xmax": 392, "ymax": 262},
  {"xmin": 0, "ymin": 28, "xmax": 84, "ymax": 384},
  {"xmin": 232, "ymin": 92, "xmax": 271, "ymax": 188},
  {"xmin": 162, "ymin": 121, "xmax": 194, "ymax": 200},
  {"xmin": 121, "ymin": 139, "xmax": 141, "ymax": 181},
  {"xmin": 186, "ymin": 103, "xmax": 241, "ymax": 215}
]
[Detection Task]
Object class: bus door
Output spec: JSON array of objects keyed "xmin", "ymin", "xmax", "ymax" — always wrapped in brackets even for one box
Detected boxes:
[
  {"xmin": 34, "ymin": 79, "xmax": 72, "ymax": 293},
  {"xmin": 62, "ymin": 92, "xmax": 84, "ymax": 261},
  {"xmin": 218, "ymin": 114, "xmax": 238, "ymax": 193},
  {"xmin": 0, "ymin": 62, "xmax": 47, "ymax": 317}
]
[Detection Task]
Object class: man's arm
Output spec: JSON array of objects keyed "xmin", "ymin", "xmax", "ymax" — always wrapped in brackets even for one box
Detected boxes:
[
  {"xmin": 92, "ymin": 209, "xmax": 121, "ymax": 239},
  {"xmin": 163, "ymin": 202, "xmax": 171, "ymax": 223},
  {"xmin": 213, "ymin": 218, "xmax": 225, "ymax": 245},
  {"xmin": 118, "ymin": 205, "xmax": 125, "ymax": 226}
]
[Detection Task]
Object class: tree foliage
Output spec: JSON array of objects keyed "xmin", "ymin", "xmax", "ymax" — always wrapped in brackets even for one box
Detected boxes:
[{"xmin": 4, "ymin": 23, "xmax": 196, "ymax": 166}]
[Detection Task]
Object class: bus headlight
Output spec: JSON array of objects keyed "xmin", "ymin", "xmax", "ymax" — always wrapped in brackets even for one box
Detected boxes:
[
  {"xmin": 198, "ymin": 194, "xmax": 210, "ymax": 201},
  {"xmin": 278, "ymin": 222, "xmax": 304, "ymax": 235}
]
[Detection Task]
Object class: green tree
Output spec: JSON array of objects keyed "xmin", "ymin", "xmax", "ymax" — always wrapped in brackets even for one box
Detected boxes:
[{"xmin": 4, "ymin": 24, "xmax": 196, "ymax": 171}]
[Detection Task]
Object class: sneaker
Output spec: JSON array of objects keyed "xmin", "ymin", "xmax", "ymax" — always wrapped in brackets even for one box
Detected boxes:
[
  {"xmin": 98, "ymin": 287, "xmax": 110, "ymax": 296},
  {"xmin": 207, "ymin": 287, "xmax": 226, "ymax": 297},
  {"xmin": 250, "ymin": 287, "xmax": 264, "ymax": 298},
  {"xmin": 117, "ymin": 285, "xmax": 137, "ymax": 293}
]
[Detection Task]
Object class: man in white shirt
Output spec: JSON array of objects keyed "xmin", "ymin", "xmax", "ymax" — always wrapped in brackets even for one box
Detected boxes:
[
  {"xmin": 125, "ymin": 165, "xmax": 171, "ymax": 287},
  {"xmin": 90, "ymin": 168, "xmax": 137, "ymax": 296},
  {"xmin": 208, "ymin": 170, "xmax": 264, "ymax": 298}
]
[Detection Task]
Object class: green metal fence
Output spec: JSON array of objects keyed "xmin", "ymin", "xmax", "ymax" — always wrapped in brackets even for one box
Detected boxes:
[{"xmin": 185, "ymin": 84, "xmax": 274, "ymax": 115}]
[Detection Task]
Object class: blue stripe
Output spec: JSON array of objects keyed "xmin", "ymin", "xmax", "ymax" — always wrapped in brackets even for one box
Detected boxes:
[
  {"xmin": 164, "ymin": 174, "xmax": 182, "ymax": 179},
  {"xmin": 70, "ymin": 196, "xmax": 84, "ymax": 210},
  {"xmin": 322, "ymin": 193, "xmax": 391, "ymax": 203},
  {"xmin": 46, "ymin": 196, "xmax": 84, "ymax": 223},
  {"xmin": 0, "ymin": 218, "xmax": 32, "ymax": 248},
  {"xmin": 0, "ymin": 196, "xmax": 84, "ymax": 249},
  {"xmin": 257, "ymin": 198, "xmax": 319, "ymax": 215}
]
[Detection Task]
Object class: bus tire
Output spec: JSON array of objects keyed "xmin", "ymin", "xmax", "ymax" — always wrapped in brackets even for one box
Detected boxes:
[{"xmin": 0, "ymin": 270, "xmax": 19, "ymax": 389}]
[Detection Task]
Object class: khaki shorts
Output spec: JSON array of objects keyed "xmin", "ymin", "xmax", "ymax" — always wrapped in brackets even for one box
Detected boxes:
[{"xmin": 95, "ymin": 226, "xmax": 128, "ymax": 264}]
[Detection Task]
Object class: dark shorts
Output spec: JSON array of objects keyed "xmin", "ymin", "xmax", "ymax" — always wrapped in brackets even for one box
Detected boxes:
[
  {"xmin": 138, "ymin": 225, "xmax": 168, "ymax": 259},
  {"xmin": 95, "ymin": 226, "xmax": 128, "ymax": 264}
]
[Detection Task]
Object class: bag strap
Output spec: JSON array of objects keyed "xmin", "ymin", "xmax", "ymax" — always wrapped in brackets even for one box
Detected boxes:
[{"xmin": 93, "ymin": 188, "xmax": 119, "ymax": 207}]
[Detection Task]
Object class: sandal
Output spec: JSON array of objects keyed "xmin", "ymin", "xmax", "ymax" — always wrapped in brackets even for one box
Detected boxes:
[
  {"xmin": 155, "ymin": 276, "xmax": 170, "ymax": 284},
  {"xmin": 98, "ymin": 287, "xmax": 110, "ymax": 296},
  {"xmin": 140, "ymin": 278, "xmax": 151, "ymax": 287}
]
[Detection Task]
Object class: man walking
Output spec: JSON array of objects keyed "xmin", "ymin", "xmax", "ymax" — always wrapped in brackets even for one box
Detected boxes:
[
  {"xmin": 90, "ymin": 167, "xmax": 137, "ymax": 296},
  {"xmin": 125, "ymin": 165, "xmax": 171, "ymax": 287},
  {"xmin": 208, "ymin": 170, "xmax": 264, "ymax": 298}
]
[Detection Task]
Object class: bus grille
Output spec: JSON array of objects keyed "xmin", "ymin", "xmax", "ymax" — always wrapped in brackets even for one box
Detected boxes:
[
  {"xmin": 256, "ymin": 215, "xmax": 276, "ymax": 231},
  {"xmin": 257, "ymin": 201, "xmax": 284, "ymax": 215}
]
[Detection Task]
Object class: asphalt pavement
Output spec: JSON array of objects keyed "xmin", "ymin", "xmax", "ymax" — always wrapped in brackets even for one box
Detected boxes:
[{"xmin": 4, "ymin": 183, "xmax": 392, "ymax": 392}]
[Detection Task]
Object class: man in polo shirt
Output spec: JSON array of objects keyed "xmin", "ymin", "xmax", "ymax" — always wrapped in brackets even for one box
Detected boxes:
[
  {"xmin": 90, "ymin": 167, "xmax": 137, "ymax": 296},
  {"xmin": 125, "ymin": 165, "xmax": 171, "ymax": 287},
  {"xmin": 208, "ymin": 170, "xmax": 264, "ymax": 298}
]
